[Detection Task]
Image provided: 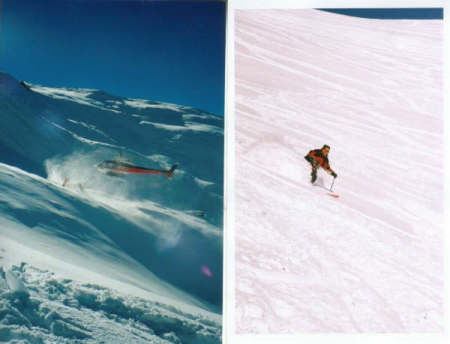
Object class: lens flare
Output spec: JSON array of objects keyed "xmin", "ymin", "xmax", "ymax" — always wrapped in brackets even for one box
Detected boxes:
[{"xmin": 201, "ymin": 265, "xmax": 212, "ymax": 277}]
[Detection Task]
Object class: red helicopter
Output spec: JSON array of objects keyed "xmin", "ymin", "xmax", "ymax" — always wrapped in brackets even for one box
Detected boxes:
[{"xmin": 96, "ymin": 152, "xmax": 178, "ymax": 178}]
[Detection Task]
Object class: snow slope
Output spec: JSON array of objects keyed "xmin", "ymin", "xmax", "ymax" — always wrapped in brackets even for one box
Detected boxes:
[
  {"xmin": 234, "ymin": 10, "xmax": 443, "ymax": 333},
  {"xmin": 0, "ymin": 72, "xmax": 223, "ymax": 342},
  {"xmin": 0, "ymin": 261, "xmax": 220, "ymax": 344}
]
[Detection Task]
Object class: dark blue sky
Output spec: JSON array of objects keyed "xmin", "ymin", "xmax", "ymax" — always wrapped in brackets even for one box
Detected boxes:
[
  {"xmin": 319, "ymin": 8, "xmax": 443, "ymax": 20},
  {"xmin": 0, "ymin": 0, "xmax": 226, "ymax": 115}
]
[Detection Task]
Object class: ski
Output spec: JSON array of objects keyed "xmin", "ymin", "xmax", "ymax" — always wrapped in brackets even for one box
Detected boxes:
[{"xmin": 312, "ymin": 183, "xmax": 339, "ymax": 198}]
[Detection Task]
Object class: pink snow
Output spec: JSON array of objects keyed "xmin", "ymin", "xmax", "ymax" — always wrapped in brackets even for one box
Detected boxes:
[{"xmin": 234, "ymin": 9, "xmax": 443, "ymax": 333}]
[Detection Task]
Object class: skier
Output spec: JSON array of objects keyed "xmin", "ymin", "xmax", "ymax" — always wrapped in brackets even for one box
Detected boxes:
[{"xmin": 304, "ymin": 144, "xmax": 337, "ymax": 183}]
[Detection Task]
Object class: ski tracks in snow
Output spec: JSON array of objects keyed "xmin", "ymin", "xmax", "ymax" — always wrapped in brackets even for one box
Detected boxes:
[{"xmin": 234, "ymin": 9, "xmax": 443, "ymax": 333}]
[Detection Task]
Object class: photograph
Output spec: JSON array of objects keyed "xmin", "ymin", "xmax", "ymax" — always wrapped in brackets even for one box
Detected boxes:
[
  {"xmin": 232, "ymin": 6, "xmax": 444, "ymax": 334},
  {"xmin": 0, "ymin": 0, "xmax": 225, "ymax": 343}
]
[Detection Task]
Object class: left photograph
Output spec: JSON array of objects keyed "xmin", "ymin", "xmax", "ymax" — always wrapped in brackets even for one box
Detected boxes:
[{"xmin": 0, "ymin": 0, "xmax": 225, "ymax": 343}]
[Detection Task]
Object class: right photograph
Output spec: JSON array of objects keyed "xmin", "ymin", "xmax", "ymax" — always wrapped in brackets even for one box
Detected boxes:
[{"xmin": 233, "ymin": 8, "xmax": 444, "ymax": 333}]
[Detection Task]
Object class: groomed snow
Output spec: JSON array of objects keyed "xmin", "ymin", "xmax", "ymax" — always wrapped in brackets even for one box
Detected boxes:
[{"xmin": 234, "ymin": 9, "xmax": 443, "ymax": 333}]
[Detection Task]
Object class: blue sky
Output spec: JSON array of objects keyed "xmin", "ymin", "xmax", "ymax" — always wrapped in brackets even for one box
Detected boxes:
[
  {"xmin": 319, "ymin": 8, "xmax": 443, "ymax": 19},
  {"xmin": 0, "ymin": 0, "xmax": 226, "ymax": 115}
]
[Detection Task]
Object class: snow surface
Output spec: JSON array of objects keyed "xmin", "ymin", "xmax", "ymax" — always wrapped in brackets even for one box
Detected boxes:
[
  {"xmin": 234, "ymin": 9, "xmax": 443, "ymax": 333},
  {"xmin": 0, "ymin": 72, "xmax": 223, "ymax": 342},
  {"xmin": 0, "ymin": 260, "xmax": 220, "ymax": 344}
]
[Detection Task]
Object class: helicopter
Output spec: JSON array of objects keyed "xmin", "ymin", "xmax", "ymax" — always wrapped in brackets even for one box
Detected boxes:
[{"xmin": 96, "ymin": 151, "xmax": 178, "ymax": 178}]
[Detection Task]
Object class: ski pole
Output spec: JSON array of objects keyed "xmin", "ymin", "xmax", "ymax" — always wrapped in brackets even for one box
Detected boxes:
[{"xmin": 329, "ymin": 177, "xmax": 335, "ymax": 192}]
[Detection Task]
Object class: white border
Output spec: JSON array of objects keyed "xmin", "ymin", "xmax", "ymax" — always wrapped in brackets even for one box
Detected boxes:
[
  {"xmin": 224, "ymin": 1, "xmax": 448, "ymax": 343},
  {"xmin": 443, "ymin": 0, "xmax": 449, "ymax": 342},
  {"xmin": 223, "ymin": 1, "xmax": 236, "ymax": 343},
  {"xmin": 222, "ymin": 4, "xmax": 235, "ymax": 343}
]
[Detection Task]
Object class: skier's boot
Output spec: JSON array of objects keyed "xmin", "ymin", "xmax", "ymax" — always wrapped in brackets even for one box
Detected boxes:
[{"xmin": 310, "ymin": 169, "xmax": 317, "ymax": 184}]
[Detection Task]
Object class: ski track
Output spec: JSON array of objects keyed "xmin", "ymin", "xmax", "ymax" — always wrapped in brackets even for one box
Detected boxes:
[{"xmin": 234, "ymin": 10, "xmax": 443, "ymax": 333}]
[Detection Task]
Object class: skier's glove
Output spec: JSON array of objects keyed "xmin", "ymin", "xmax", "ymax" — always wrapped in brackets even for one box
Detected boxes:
[
  {"xmin": 304, "ymin": 155, "xmax": 313, "ymax": 163},
  {"xmin": 331, "ymin": 172, "xmax": 337, "ymax": 178}
]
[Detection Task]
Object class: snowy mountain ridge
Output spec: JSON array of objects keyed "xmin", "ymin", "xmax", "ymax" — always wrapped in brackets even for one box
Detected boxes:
[{"xmin": 0, "ymin": 72, "xmax": 223, "ymax": 342}]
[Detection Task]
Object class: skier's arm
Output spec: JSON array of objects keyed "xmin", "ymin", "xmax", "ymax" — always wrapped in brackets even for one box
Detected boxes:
[
  {"xmin": 304, "ymin": 150, "xmax": 315, "ymax": 164},
  {"xmin": 327, "ymin": 169, "xmax": 337, "ymax": 178},
  {"xmin": 324, "ymin": 163, "xmax": 337, "ymax": 178},
  {"xmin": 305, "ymin": 152, "xmax": 320, "ymax": 169},
  {"xmin": 304, "ymin": 155, "xmax": 313, "ymax": 163}
]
